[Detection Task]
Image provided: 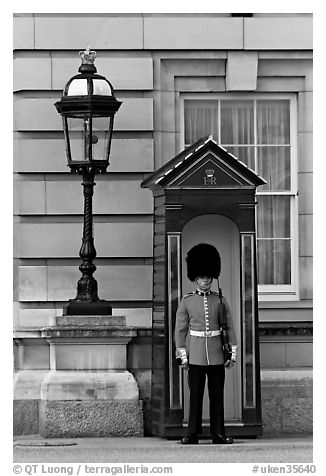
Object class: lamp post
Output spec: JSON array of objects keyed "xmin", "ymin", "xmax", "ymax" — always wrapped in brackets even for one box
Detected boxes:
[{"xmin": 55, "ymin": 48, "xmax": 122, "ymax": 315}]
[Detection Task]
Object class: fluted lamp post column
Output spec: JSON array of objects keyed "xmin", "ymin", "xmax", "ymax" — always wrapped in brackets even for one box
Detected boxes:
[{"xmin": 55, "ymin": 48, "xmax": 122, "ymax": 315}]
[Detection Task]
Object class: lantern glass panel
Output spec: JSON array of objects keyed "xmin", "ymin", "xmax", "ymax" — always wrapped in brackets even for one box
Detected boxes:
[
  {"xmin": 92, "ymin": 79, "xmax": 113, "ymax": 96},
  {"xmin": 66, "ymin": 78, "xmax": 88, "ymax": 96},
  {"xmin": 65, "ymin": 116, "xmax": 92, "ymax": 163},
  {"xmin": 91, "ymin": 116, "xmax": 113, "ymax": 161},
  {"xmin": 65, "ymin": 116, "xmax": 113, "ymax": 164}
]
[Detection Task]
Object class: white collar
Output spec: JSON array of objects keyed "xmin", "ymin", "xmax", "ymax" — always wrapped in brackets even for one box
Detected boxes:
[{"xmin": 195, "ymin": 289, "xmax": 212, "ymax": 296}]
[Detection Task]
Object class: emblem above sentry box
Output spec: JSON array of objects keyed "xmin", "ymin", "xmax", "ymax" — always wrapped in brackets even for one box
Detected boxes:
[
  {"xmin": 169, "ymin": 151, "xmax": 261, "ymax": 188},
  {"xmin": 204, "ymin": 169, "xmax": 216, "ymax": 185}
]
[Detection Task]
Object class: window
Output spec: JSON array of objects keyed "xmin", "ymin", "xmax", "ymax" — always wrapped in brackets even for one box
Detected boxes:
[{"xmin": 182, "ymin": 95, "xmax": 298, "ymax": 299}]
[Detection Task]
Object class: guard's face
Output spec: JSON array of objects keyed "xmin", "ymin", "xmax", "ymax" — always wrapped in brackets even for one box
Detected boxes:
[{"xmin": 195, "ymin": 276, "xmax": 213, "ymax": 291}]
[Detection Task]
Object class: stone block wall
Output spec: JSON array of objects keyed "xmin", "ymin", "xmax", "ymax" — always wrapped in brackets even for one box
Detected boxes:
[
  {"xmin": 261, "ymin": 370, "xmax": 312, "ymax": 434},
  {"xmin": 13, "ymin": 13, "xmax": 313, "ymax": 327}
]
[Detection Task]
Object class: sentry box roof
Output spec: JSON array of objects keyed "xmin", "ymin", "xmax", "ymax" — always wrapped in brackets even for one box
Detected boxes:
[{"xmin": 141, "ymin": 135, "xmax": 266, "ymax": 190}]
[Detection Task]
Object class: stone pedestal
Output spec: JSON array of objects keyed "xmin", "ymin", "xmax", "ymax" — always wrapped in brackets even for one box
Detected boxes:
[
  {"xmin": 40, "ymin": 371, "xmax": 143, "ymax": 437},
  {"xmin": 14, "ymin": 314, "xmax": 144, "ymax": 437}
]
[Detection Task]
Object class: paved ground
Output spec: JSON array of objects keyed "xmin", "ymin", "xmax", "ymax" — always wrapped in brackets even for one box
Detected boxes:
[{"xmin": 13, "ymin": 434, "xmax": 313, "ymax": 463}]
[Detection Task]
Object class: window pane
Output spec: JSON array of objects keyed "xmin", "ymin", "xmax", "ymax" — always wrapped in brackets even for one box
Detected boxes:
[
  {"xmin": 184, "ymin": 100, "xmax": 219, "ymax": 144},
  {"xmin": 258, "ymin": 146, "xmax": 291, "ymax": 191},
  {"xmin": 257, "ymin": 196, "xmax": 291, "ymax": 238},
  {"xmin": 257, "ymin": 100, "xmax": 290, "ymax": 144},
  {"xmin": 221, "ymin": 100, "xmax": 254, "ymax": 144},
  {"xmin": 224, "ymin": 146, "xmax": 255, "ymax": 170},
  {"xmin": 257, "ymin": 240, "xmax": 291, "ymax": 284},
  {"xmin": 183, "ymin": 97, "xmax": 294, "ymax": 290}
]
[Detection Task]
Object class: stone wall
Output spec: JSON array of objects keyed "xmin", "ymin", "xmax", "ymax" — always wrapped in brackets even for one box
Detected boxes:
[
  {"xmin": 14, "ymin": 13, "xmax": 313, "ymax": 327},
  {"xmin": 261, "ymin": 370, "xmax": 312, "ymax": 434}
]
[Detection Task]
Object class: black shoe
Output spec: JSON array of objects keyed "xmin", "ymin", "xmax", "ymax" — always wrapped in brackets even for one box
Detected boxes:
[
  {"xmin": 181, "ymin": 434, "xmax": 199, "ymax": 445},
  {"xmin": 212, "ymin": 434, "xmax": 233, "ymax": 444}
]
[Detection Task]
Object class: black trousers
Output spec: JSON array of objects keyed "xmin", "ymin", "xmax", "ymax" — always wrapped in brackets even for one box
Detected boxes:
[{"xmin": 187, "ymin": 364, "xmax": 225, "ymax": 436}]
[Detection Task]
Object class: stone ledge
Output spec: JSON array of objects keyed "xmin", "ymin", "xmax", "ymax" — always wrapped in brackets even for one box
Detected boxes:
[
  {"xmin": 261, "ymin": 369, "xmax": 312, "ymax": 381},
  {"xmin": 41, "ymin": 327, "xmax": 138, "ymax": 339},
  {"xmin": 56, "ymin": 315, "xmax": 126, "ymax": 326},
  {"xmin": 13, "ymin": 327, "xmax": 152, "ymax": 344},
  {"xmin": 41, "ymin": 370, "xmax": 140, "ymax": 401},
  {"xmin": 259, "ymin": 322, "xmax": 312, "ymax": 337},
  {"xmin": 14, "ymin": 370, "xmax": 49, "ymax": 400},
  {"xmin": 14, "ymin": 327, "xmax": 138, "ymax": 339}
]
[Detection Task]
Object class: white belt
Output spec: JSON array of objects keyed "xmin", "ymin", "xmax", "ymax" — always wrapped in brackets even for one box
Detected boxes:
[{"xmin": 190, "ymin": 330, "xmax": 221, "ymax": 337}]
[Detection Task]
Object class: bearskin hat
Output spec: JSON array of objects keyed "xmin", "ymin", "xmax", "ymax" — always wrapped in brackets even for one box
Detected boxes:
[{"xmin": 186, "ymin": 243, "xmax": 221, "ymax": 281}]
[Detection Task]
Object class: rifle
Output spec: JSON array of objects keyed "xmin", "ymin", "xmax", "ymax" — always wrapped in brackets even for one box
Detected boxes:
[{"xmin": 217, "ymin": 285, "xmax": 232, "ymax": 364}]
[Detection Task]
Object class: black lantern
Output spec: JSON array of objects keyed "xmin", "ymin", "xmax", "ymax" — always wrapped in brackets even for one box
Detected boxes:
[
  {"xmin": 55, "ymin": 48, "xmax": 122, "ymax": 315},
  {"xmin": 55, "ymin": 47, "xmax": 121, "ymax": 174}
]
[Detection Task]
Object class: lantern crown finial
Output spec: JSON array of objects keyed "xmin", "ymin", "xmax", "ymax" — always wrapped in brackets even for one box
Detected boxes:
[
  {"xmin": 78, "ymin": 47, "xmax": 97, "ymax": 73},
  {"xmin": 79, "ymin": 47, "xmax": 96, "ymax": 65}
]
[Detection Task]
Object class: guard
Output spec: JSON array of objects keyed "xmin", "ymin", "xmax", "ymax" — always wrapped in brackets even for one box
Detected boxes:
[{"xmin": 174, "ymin": 243, "xmax": 237, "ymax": 444}]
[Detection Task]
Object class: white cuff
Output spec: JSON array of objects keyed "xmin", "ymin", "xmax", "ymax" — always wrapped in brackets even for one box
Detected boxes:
[
  {"xmin": 177, "ymin": 347, "xmax": 188, "ymax": 364},
  {"xmin": 231, "ymin": 345, "xmax": 237, "ymax": 362}
]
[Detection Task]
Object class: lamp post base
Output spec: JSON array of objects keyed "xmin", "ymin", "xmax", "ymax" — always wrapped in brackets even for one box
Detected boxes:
[{"xmin": 63, "ymin": 300, "xmax": 112, "ymax": 316}]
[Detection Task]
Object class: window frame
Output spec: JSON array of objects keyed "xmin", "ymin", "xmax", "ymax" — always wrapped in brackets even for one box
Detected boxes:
[{"xmin": 180, "ymin": 92, "xmax": 299, "ymax": 301}]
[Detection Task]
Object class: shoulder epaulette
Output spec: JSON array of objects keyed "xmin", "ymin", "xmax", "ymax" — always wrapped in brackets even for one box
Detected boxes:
[
  {"xmin": 183, "ymin": 292, "xmax": 195, "ymax": 299},
  {"xmin": 211, "ymin": 290, "xmax": 220, "ymax": 295}
]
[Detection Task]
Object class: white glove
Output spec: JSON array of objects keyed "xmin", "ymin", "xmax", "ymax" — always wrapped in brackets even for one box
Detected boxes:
[
  {"xmin": 225, "ymin": 346, "xmax": 237, "ymax": 369},
  {"xmin": 177, "ymin": 347, "xmax": 189, "ymax": 370}
]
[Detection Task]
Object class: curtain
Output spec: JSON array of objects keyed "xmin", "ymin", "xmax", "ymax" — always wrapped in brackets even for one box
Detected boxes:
[
  {"xmin": 221, "ymin": 100, "xmax": 255, "ymax": 169},
  {"xmin": 257, "ymin": 100, "xmax": 290, "ymax": 144},
  {"xmin": 220, "ymin": 100, "xmax": 254, "ymax": 144},
  {"xmin": 257, "ymin": 100, "xmax": 291, "ymax": 192},
  {"xmin": 258, "ymin": 146, "xmax": 291, "ymax": 191},
  {"xmin": 184, "ymin": 100, "xmax": 219, "ymax": 144},
  {"xmin": 257, "ymin": 196, "xmax": 291, "ymax": 284},
  {"xmin": 256, "ymin": 100, "xmax": 291, "ymax": 284}
]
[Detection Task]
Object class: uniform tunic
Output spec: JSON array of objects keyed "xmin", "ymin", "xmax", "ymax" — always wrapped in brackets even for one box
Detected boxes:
[{"xmin": 174, "ymin": 289, "xmax": 237, "ymax": 365}]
